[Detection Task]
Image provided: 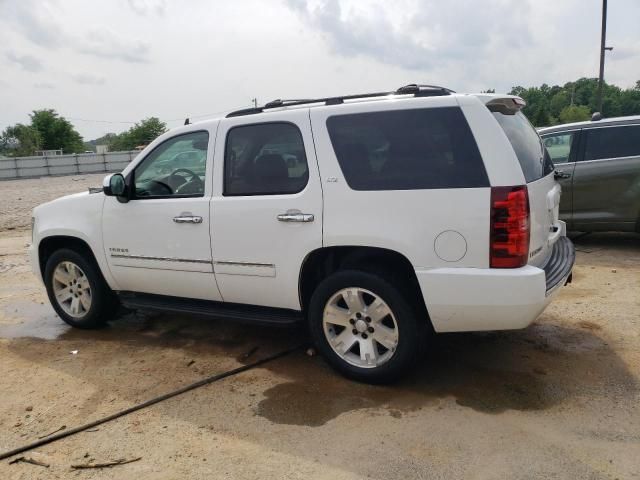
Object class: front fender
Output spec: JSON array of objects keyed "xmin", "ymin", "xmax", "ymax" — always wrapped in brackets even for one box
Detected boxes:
[{"xmin": 32, "ymin": 192, "xmax": 119, "ymax": 290}]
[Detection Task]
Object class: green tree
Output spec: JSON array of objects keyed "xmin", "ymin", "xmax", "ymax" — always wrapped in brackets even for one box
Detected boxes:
[
  {"xmin": 530, "ymin": 103, "xmax": 551, "ymax": 127},
  {"xmin": 0, "ymin": 124, "xmax": 42, "ymax": 157},
  {"xmin": 558, "ymin": 105, "xmax": 591, "ymax": 124},
  {"xmin": 549, "ymin": 91, "xmax": 570, "ymax": 118},
  {"xmin": 29, "ymin": 109, "xmax": 84, "ymax": 153},
  {"xmin": 510, "ymin": 78, "xmax": 640, "ymax": 127},
  {"xmin": 109, "ymin": 117, "xmax": 167, "ymax": 151}
]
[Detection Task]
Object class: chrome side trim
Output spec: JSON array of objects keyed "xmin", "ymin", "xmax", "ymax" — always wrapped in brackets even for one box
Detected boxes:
[
  {"xmin": 110, "ymin": 254, "xmax": 212, "ymax": 264},
  {"xmin": 213, "ymin": 260, "xmax": 276, "ymax": 278},
  {"xmin": 576, "ymin": 155, "xmax": 640, "ymax": 165},
  {"xmin": 582, "ymin": 123, "xmax": 640, "ymax": 131},
  {"xmin": 214, "ymin": 260, "xmax": 275, "ymax": 268},
  {"xmin": 540, "ymin": 128, "xmax": 581, "ymax": 136}
]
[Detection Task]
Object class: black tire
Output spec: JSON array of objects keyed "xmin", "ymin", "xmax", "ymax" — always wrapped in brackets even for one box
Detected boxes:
[
  {"xmin": 308, "ymin": 270, "xmax": 424, "ymax": 384},
  {"xmin": 44, "ymin": 248, "xmax": 118, "ymax": 329}
]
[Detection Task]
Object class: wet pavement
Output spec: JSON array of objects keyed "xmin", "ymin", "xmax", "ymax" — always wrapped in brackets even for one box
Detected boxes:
[{"xmin": 1, "ymin": 229, "xmax": 639, "ymax": 479}]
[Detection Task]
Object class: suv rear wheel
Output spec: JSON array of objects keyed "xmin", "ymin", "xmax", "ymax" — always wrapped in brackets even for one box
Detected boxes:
[
  {"xmin": 308, "ymin": 270, "xmax": 422, "ymax": 383},
  {"xmin": 44, "ymin": 248, "xmax": 118, "ymax": 329}
]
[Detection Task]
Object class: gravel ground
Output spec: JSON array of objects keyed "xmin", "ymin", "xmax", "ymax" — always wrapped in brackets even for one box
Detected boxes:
[
  {"xmin": 0, "ymin": 175, "xmax": 639, "ymax": 479},
  {"xmin": 0, "ymin": 174, "xmax": 105, "ymax": 232}
]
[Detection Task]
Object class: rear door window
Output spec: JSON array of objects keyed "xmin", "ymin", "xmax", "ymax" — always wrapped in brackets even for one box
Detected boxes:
[
  {"xmin": 224, "ymin": 122, "xmax": 309, "ymax": 196},
  {"xmin": 326, "ymin": 107, "xmax": 488, "ymax": 190},
  {"xmin": 492, "ymin": 111, "xmax": 554, "ymax": 182},
  {"xmin": 584, "ymin": 125, "xmax": 640, "ymax": 161}
]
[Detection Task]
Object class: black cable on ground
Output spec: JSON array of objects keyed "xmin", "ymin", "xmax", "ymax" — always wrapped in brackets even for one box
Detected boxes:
[{"xmin": 1, "ymin": 345, "xmax": 302, "ymax": 461}]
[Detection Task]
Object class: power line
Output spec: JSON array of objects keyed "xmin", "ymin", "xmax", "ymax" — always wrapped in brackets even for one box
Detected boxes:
[
  {"xmin": 166, "ymin": 105, "xmax": 255, "ymax": 122},
  {"xmin": 64, "ymin": 104, "xmax": 255, "ymax": 126},
  {"xmin": 64, "ymin": 117, "xmax": 136, "ymax": 124}
]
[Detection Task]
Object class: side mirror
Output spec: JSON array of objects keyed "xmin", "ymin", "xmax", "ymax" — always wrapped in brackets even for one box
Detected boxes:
[{"xmin": 103, "ymin": 173, "xmax": 127, "ymax": 199}]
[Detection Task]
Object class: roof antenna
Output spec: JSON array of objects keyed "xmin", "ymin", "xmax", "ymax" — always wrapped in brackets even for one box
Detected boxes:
[{"xmin": 184, "ymin": 118, "xmax": 190, "ymax": 125}]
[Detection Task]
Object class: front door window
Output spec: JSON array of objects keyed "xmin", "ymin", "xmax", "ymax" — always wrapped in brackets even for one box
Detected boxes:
[{"xmin": 134, "ymin": 131, "xmax": 209, "ymax": 198}]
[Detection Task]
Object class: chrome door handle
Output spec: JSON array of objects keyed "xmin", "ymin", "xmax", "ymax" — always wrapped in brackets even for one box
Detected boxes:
[
  {"xmin": 173, "ymin": 215, "xmax": 203, "ymax": 224},
  {"xmin": 554, "ymin": 170, "xmax": 571, "ymax": 180},
  {"xmin": 277, "ymin": 213, "xmax": 314, "ymax": 223}
]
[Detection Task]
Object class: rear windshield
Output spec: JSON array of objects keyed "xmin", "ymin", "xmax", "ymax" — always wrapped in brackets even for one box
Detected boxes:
[
  {"xmin": 492, "ymin": 111, "xmax": 554, "ymax": 182},
  {"xmin": 326, "ymin": 107, "xmax": 488, "ymax": 191}
]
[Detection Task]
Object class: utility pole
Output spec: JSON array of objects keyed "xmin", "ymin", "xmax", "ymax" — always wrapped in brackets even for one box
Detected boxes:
[
  {"xmin": 252, "ymin": 98, "xmax": 258, "ymax": 108},
  {"xmin": 596, "ymin": 0, "xmax": 608, "ymax": 114}
]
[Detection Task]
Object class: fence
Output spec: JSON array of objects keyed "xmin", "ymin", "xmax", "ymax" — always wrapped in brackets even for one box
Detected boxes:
[{"xmin": 0, "ymin": 151, "xmax": 139, "ymax": 180}]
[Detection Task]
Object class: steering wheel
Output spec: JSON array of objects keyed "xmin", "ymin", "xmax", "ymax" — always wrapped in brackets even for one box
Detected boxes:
[
  {"xmin": 170, "ymin": 168, "xmax": 203, "ymax": 194},
  {"xmin": 138, "ymin": 180, "xmax": 172, "ymax": 196}
]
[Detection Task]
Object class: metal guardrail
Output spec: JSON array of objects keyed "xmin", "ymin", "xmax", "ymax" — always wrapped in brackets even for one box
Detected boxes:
[{"xmin": 0, "ymin": 151, "xmax": 139, "ymax": 180}]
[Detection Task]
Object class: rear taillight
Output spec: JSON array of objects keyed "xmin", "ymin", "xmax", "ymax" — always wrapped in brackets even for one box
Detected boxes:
[{"xmin": 490, "ymin": 185, "xmax": 530, "ymax": 268}]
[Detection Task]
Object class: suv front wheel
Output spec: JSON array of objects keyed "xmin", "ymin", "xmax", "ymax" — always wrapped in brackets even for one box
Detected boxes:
[
  {"xmin": 44, "ymin": 248, "xmax": 118, "ymax": 329},
  {"xmin": 308, "ymin": 270, "xmax": 423, "ymax": 383}
]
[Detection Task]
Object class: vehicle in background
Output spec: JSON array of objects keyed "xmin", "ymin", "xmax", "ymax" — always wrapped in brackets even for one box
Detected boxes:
[
  {"xmin": 156, "ymin": 149, "xmax": 207, "ymax": 175},
  {"xmin": 539, "ymin": 115, "xmax": 640, "ymax": 233}
]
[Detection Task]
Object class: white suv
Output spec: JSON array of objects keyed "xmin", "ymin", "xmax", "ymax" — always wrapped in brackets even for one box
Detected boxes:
[{"xmin": 30, "ymin": 85, "xmax": 574, "ymax": 383}]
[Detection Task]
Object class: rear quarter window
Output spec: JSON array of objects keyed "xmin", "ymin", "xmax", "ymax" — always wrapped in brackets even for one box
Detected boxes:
[
  {"xmin": 584, "ymin": 124, "xmax": 640, "ymax": 160},
  {"xmin": 326, "ymin": 107, "xmax": 489, "ymax": 191},
  {"xmin": 492, "ymin": 111, "xmax": 554, "ymax": 183}
]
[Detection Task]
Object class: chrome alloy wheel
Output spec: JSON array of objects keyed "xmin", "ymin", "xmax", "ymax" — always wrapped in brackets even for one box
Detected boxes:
[
  {"xmin": 322, "ymin": 287, "xmax": 399, "ymax": 368},
  {"xmin": 52, "ymin": 261, "xmax": 92, "ymax": 318}
]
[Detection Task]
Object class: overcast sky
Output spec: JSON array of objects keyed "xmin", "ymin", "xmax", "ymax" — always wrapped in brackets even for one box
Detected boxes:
[{"xmin": 1, "ymin": 0, "xmax": 639, "ymax": 140}]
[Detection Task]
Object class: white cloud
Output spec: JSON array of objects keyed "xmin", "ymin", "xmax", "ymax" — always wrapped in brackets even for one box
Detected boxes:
[
  {"xmin": 34, "ymin": 82, "xmax": 55, "ymax": 89},
  {"xmin": 609, "ymin": 43, "xmax": 640, "ymax": 61},
  {"xmin": 72, "ymin": 73, "xmax": 106, "ymax": 85},
  {"xmin": 6, "ymin": 52, "xmax": 43, "ymax": 72},
  {"xmin": 0, "ymin": 0, "xmax": 638, "ymax": 141},
  {"xmin": 1, "ymin": 0, "xmax": 68, "ymax": 49},
  {"xmin": 286, "ymin": 0, "xmax": 532, "ymax": 71},
  {"xmin": 77, "ymin": 27, "xmax": 151, "ymax": 63},
  {"xmin": 127, "ymin": 0, "xmax": 167, "ymax": 16}
]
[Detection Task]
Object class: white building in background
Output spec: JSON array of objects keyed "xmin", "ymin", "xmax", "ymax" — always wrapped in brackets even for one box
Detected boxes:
[
  {"xmin": 36, "ymin": 149, "xmax": 63, "ymax": 156},
  {"xmin": 96, "ymin": 145, "xmax": 109, "ymax": 154}
]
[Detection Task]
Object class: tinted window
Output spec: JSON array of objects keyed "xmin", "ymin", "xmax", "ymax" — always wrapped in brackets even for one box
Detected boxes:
[
  {"xmin": 492, "ymin": 111, "xmax": 554, "ymax": 182},
  {"xmin": 224, "ymin": 123, "xmax": 308, "ymax": 196},
  {"xmin": 134, "ymin": 131, "xmax": 208, "ymax": 198},
  {"xmin": 542, "ymin": 132, "xmax": 575, "ymax": 164},
  {"xmin": 326, "ymin": 107, "xmax": 488, "ymax": 191},
  {"xmin": 584, "ymin": 125, "xmax": 640, "ymax": 161}
]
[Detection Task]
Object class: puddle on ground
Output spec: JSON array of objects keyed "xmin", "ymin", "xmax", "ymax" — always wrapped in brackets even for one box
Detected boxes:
[
  {"xmin": 255, "ymin": 353, "xmax": 548, "ymax": 426},
  {"xmin": 0, "ymin": 301, "xmax": 69, "ymax": 340},
  {"xmin": 2, "ymin": 297, "xmax": 302, "ymax": 357},
  {"xmin": 255, "ymin": 324, "xmax": 636, "ymax": 425},
  {"xmin": 3, "ymin": 298, "xmax": 636, "ymax": 427}
]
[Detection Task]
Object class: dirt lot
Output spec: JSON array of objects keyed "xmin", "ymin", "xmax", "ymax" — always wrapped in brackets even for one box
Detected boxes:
[{"xmin": 1, "ymin": 175, "xmax": 639, "ymax": 479}]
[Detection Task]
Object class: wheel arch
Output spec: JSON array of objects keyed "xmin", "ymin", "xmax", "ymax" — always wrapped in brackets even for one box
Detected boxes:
[
  {"xmin": 298, "ymin": 245, "xmax": 431, "ymax": 327},
  {"xmin": 38, "ymin": 235, "xmax": 101, "ymax": 281}
]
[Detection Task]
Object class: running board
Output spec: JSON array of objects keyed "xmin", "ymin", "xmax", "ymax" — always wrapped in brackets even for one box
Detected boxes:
[{"xmin": 117, "ymin": 292, "xmax": 303, "ymax": 326}]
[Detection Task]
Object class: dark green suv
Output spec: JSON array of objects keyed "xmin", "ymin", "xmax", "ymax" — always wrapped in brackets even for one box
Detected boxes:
[{"xmin": 539, "ymin": 116, "xmax": 640, "ymax": 233}]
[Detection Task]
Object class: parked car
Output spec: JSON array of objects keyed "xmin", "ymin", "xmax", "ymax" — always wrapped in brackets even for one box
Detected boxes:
[
  {"xmin": 155, "ymin": 149, "xmax": 207, "ymax": 176},
  {"xmin": 30, "ymin": 85, "xmax": 574, "ymax": 383},
  {"xmin": 539, "ymin": 115, "xmax": 640, "ymax": 232}
]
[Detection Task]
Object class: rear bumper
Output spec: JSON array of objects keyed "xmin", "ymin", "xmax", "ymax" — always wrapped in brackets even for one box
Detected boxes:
[
  {"xmin": 416, "ymin": 237, "xmax": 575, "ymax": 333},
  {"xmin": 542, "ymin": 236, "xmax": 575, "ymax": 296}
]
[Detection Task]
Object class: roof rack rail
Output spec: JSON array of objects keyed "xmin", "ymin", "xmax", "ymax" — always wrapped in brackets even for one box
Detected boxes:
[
  {"xmin": 395, "ymin": 84, "xmax": 455, "ymax": 96},
  {"xmin": 226, "ymin": 84, "xmax": 454, "ymax": 118},
  {"xmin": 263, "ymin": 99, "xmax": 315, "ymax": 108}
]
